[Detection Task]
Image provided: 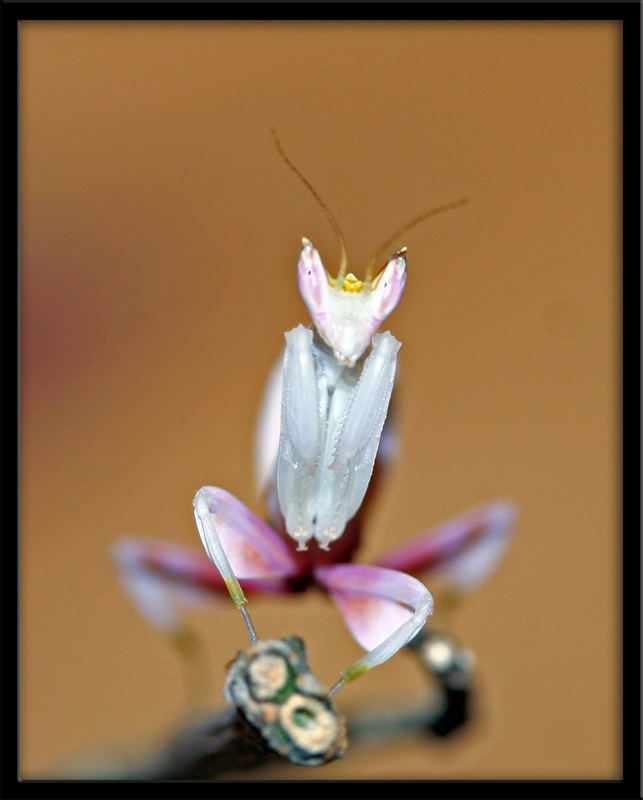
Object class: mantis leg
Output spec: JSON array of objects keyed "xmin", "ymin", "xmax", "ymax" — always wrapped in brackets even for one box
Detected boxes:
[
  {"xmin": 373, "ymin": 499, "xmax": 517, "ymax": 603},
  {"xmin": 277, "ymin": 326, "xmax": 400, "ymax": 550},
  {"xmin": 313, "ymin": 563, "xmax": 433, "ymax": 693},
  {"xmin": 193, "ymin": 486, "xmax": 303, "ymax": 642},
  {"xmin": 276, "ymin": 325, "xmax": 322, "ymax": 550}
]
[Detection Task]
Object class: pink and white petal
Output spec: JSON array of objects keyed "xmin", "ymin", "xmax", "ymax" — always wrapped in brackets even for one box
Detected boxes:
[
  {"xmin": 254, "ymin": 353, "xmax": 284, "ymax": 497},
  {"xmin": 194, "ymin": 486, "xmax": 300, "ymax": 581},
  {"xmin": 314, "ymin": 563, "xmax": 433, "ymax": 683},
  {"xmin": 374, "ymin": 499, "xmax": 517, "ymax": 593}
]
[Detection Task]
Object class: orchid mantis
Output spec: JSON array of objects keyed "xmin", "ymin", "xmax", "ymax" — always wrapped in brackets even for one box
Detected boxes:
[{"xmin": 114, "ymin": 133, "xmax": 514, "ymax": 708}]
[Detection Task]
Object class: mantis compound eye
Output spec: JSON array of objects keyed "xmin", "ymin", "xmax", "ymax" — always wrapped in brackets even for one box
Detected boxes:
[
  {"xmin": 297, "ymin": 238, "xmax": 330, "ymax": 317},
  {"xmin": 369, "ymin": 248, "xmax": 407, "ymax": 323}
]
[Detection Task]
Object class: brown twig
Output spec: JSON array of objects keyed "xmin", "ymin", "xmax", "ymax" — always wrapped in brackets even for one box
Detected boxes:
[{"xmin": 52, "ymin": 629, "xmax": 473, "ymax": 779}]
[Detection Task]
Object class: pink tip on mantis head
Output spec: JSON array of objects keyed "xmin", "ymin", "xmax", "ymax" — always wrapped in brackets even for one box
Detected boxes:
[
  {"xmin": 369, "ymin": 248, "xmax": 408, "ymax": 324},
  {"xmin": 297, "ymin": 239, "xmax": 407, "ymax": 367},
  {"xmin": 297, "ymin": 238, "xmax": 330, "ymax": 317}
]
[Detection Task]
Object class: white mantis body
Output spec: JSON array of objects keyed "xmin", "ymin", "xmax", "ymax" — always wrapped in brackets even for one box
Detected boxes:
[
  {"xmin": 116, "ymin": 133, "xmax": 502, "ymax": 700},
  {"xmin": 193, "ymin": 218, "xmax": 415, "ymax": 686},
  {"xmin": 190, "ymin": 134, "xmax": 473, "ymax": 691},
  {"xmin": 277, "ymin": 262, "xmax": 403, "ymax": 550}
]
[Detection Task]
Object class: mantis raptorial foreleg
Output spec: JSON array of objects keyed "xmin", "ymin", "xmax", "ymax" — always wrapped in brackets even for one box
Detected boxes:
[
  {"xmin": 276, "ymin": 325, "xmax": 400, "ymax": 550},
  {"xmin": 313, "ymin": 563, "xmax": 433, "ymax": 695},
  {"xmin": 276, "ymin": 325, "xmax": 322, "ymax": 551},
  {"xmin": 193, "ymin": 486, "xmax": 301, "ymax": 643}
]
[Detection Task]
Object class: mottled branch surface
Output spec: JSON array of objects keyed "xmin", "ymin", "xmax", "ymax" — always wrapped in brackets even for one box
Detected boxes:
[
  {"xmin": 53, "ymin": 629, "xmax": 473, "ymax": 780},
  {"xmin": 144, "ymin": 705, "xmax": 279, "ymax": 779},
  {"xmin": 222, "ymin": 636, "xmax": 347, "ymax": 767},
  {"xmin": 131, "ymin": 635, "xmax": 348, "ymax": 779}
]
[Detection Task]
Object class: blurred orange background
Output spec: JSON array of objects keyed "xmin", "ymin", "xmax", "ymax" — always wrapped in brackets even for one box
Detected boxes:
[{"xmin": 20, "ymin": 21, "xmax": 620, "ymax": 779}]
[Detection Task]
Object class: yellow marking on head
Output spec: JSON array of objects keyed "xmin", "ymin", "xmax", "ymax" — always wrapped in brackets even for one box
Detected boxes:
[{"xmin": 342, "ymin": 273, "xmax": 363, "ymax": 293}]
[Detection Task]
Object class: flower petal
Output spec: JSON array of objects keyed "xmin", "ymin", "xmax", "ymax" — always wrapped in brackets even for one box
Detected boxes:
[
  {"xmin": 313, "ymin": 563, "xmax": 433, "ymax": 683},
  {"xmin": 374, "ymin": 499, "xmax": 517, "ymax": 593}
]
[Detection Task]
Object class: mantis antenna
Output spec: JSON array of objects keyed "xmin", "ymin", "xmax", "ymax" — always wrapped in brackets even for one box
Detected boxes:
[
  {"xmin": 271, "ymin": 128, "xmax": 349, "ymax": 282},
  {"xmin": 365, "ymin": 197, "xmax": 469, "ymax": 282}
]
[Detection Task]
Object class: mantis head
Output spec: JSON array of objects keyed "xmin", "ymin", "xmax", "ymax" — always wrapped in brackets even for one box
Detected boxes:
[
  {"xmin": 297, "ymin": 238, "xmax": 407, "ymax": 367},
  {"xmin": 271, "ymin": 127, "xmax": 466, "ymax": 366}
]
